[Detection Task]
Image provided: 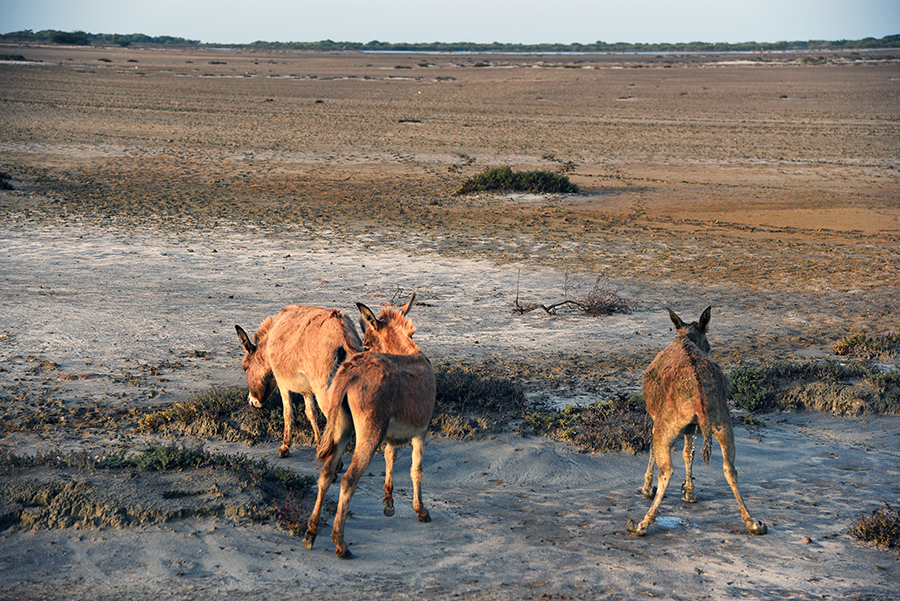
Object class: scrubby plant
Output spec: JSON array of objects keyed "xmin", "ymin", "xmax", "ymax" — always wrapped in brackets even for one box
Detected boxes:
[
  {"xmin": 455, "ymin": 166, "xmax": 578, "ymax": 195},
  {"xmin": 526, "ymin": 393, "xmax": 652, "ymax": 454},
  {"xmin": 848, "ymin": 503, "xmax": 900, "ymax": 555},
  {"xmin": 728, "ymin": 365, "xmax": 776, "ymax": 412},
  {"xmin": 834, "ymin": 330, "xmax": 900, "ymax": 359}
]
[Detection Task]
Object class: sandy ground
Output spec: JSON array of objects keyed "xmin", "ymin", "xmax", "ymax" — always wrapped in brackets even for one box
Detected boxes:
[{"xmin": 1, "ymin": 45, "xmax": 899, "ymax": 600}]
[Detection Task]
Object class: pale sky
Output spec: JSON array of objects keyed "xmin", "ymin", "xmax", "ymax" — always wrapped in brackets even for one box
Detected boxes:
[{"xmin": 1, "ymin": 0, "xmax": 897, "ymax": 45}]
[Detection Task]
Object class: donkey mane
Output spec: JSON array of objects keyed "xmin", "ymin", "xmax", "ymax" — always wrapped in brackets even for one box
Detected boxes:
[
  {"xmin": 378, "ymin": 307, "xmax": 418, "ymax": 343},
  {"xmin": 254, "ymin": 316, "xmax": 274, "ymax": 345}
]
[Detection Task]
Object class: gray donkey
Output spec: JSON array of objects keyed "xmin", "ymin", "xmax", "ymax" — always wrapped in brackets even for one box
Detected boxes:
[{"xmin": 627, "ymin": 307, "xmax": 767, "ymax": 536}]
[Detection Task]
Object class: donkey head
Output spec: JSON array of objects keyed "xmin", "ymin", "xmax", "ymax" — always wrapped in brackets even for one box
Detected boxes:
[
  {"xmin": 357, "ymin": 293, "xmax": 419, "ymax": 354},
  {"xmin": 235, "ymin": 324, "xmax": 274, "ymax": 408},
  {"xmin": 667, "ymin": 306, "xmax": 712, "ymax": 354}
]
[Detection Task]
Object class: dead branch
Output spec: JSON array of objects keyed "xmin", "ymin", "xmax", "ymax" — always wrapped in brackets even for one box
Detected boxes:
[{"xmin": 514, "ymin": 272, "xmax": 634, "ymax": 317}]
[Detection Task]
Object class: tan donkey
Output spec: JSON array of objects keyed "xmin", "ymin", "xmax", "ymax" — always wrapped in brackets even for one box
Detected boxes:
[
  {"xmin": 303, "ymin": 294, "xmax": 436, "ymax": 559},
  {"xmin": 235, "ymin": 305, "xmax": 363, "ymax": 457},
  {"xmin": 627, "ymin": 306, "xmax": 767, "ymax": 536}
]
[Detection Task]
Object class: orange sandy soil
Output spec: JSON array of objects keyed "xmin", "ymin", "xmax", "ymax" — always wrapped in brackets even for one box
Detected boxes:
[{"xmin": 2, "ymin": 46, "xmax": 898, "ymax": 348}]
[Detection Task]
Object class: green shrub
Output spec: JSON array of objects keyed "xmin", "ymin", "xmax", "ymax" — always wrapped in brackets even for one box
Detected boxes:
[
  {"xmin": 455, "ymin": 166, "xmax": 578, "ymax": 195},
  {"xmin": 728, "ymin": 365, "xmax": 776, "ymax": 412},
  {"xmin": 834, "ymin": 330, "xmax": 900, "ymax": 359},
  {"xmin": 848, "ymin": 503, "xmax": 900, "ymax": 555}
]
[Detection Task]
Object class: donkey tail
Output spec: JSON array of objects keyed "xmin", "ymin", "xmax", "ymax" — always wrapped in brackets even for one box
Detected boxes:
[
  {"xmin": 316, "ymin": 421, "xmax": 336, "ymax": 463},
  {"xmin": 316, "ymin": 374, "xmax": 352, "ymax": 463}
]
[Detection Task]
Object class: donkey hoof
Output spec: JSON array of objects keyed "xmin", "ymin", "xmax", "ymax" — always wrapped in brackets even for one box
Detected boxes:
[
  {"xmin": 626, "ymin": 519, "xmax": 646, "ymax": 536},
  {"xmin": 748, "ymin": 521, "xmax": 768, "ymax": 536},
  {"xmin": 301, "ymin": 533, "xmax": 316, "ymax": 550},
  {"xmin": 418, "ymin": 511, "xmax": 432, "ymax": 523}
]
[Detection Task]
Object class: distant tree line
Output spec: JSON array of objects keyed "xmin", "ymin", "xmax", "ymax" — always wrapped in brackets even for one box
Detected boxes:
[
  {"xmin": 1, "ymin": 29, "xmax": 897, "ymax": 53},
  {"xmin": 249, "ymin": 35, "xmax": 900, "ymax": 53},
  {"xmin": 0, "ymin": 29, "xmax": 200, "ymax": 47}
]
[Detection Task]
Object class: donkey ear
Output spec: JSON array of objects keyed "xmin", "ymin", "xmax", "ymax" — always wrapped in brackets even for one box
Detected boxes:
[
  {"xmin": 698, "ymin": 306, "xmax": 712, "ymax": 332},
  {"xmin": 235, "ymin": 325, "xmax": 256, "ymax": 353},
  {"xmin": 399, "ymin": 292, "xmax": 416, "ymax": 316},
  {"xmin": 666, "ymin": 307, "xmax": 685, "ymax": 330},
  {"xmin": 357, "ymin": 302, "xmax": 380, "ymax": 331}
]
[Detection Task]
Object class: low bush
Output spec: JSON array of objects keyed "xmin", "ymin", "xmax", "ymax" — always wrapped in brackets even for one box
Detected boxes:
[
  {"xmin": 455, "ymin": 166, "xmax": 578, "ymax": 195},
  {"xmin": 834, "ymin": 330, "xmax": 900, "ymax": 359},
  {"xmin": 848, "ymin": 503, "xmax": 900, "ymax": 555}
]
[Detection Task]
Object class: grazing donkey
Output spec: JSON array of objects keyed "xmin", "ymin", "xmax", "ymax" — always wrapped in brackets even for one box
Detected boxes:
[
  {"xmin": 626, "ymin": 307, "xmax": 767, "ymax": 537},
  {"xmin": 303, "ymin": 293, "xmax": 436, "ymax": 559},
  {"xmin": 235, "ymin": 305, "xmax": 363, "ymax": 457}
]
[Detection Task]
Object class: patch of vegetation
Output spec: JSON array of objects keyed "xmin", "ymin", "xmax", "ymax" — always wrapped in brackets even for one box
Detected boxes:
[
  {"xmin": 432, "ymin": 367, "xmax": 533, "ymax": 437},
  {"xmin": 139, "ymin": 386, "xmax": 287, "ymax": 446},
  {"xmin": 526, "ymin": 393, "xmax": 652, "ymax": 454},
  {"xmin": 140, "ymin": 386, "xmax": 244, "ymax": 431},
  {"xmin": 0, "ymin": 443, "xmax": 313, "ymax": 532},
  {"xmin": 834, "ymin": 330, "xmax": 900, "ymax": 359},
  {"xmin": 138, "ymin": 368, "xmax": 653, "ymax": 452},
  {"xmin": 848, "ymin": 503, "xmax": 900, "ymax": 556},
  {"xmin": 49, "ymin": 30, "xmax": 91, "ymax": 46},
  {"xmin": 2, "ymin": 442, "xmax": 306, "ymax": 489},
  {"xmin": 455, "ymin": 166, "xmax": 578, "ymax": 195},
  {"xmin": 141, "ymin": 370, "xmax": 536, "ymax": 443},
  {"xmin": 729, "ymin": 360, "xmax": 900, "ymax": 415}
]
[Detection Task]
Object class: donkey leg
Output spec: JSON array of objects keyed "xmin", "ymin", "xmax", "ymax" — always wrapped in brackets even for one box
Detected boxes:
[
  {"xmin": 303, "ymin": 412, "xmax": 353, "ymax": 551},
  {"xmin": 681, "ymin": 433, "xmax": 697, "ymax": 503},
  {"xmin": 331, "ymin": 435, "xmax": 381, "ymax": 559},
  {"xmin": 383, "ymin": 442, "xmax": 396, "ymax": 517},
  {"xmin": 302, "ymin": 442, "xmax": 346, "ymax": 550},
  {"xmin": 410, "ymin": 435, "xmax": 431, "ymax": 523},
  {"xmin": 278, "ymin": 388, "xmax": 294, "ymax": 457},
  {"xmin": 640, "ymin": 436, "xmax": 657, "ymax": 501},
  {"xmin": 302, "ymin": 392, "xmax": 321, "ymax": 445},
  {"xmin": 714, "ymin": 426, "xmax": 767, "ymax": 536},
  {"xmin": 628, "ymin": 433, "xmax": 676, "ymax": 536}
]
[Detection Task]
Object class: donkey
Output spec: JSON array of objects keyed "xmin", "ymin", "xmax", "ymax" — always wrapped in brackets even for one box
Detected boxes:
[
  {"xmin": 235, "ymin": 305, "xmax": 363, "ymax": 457},
  {"xmin": 302, "ymin": 293, "xmax": 436, "ymax": 559},
  {"xmin": 626, "ymin": 306, "xmax": 767, "ymax": 537}
]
